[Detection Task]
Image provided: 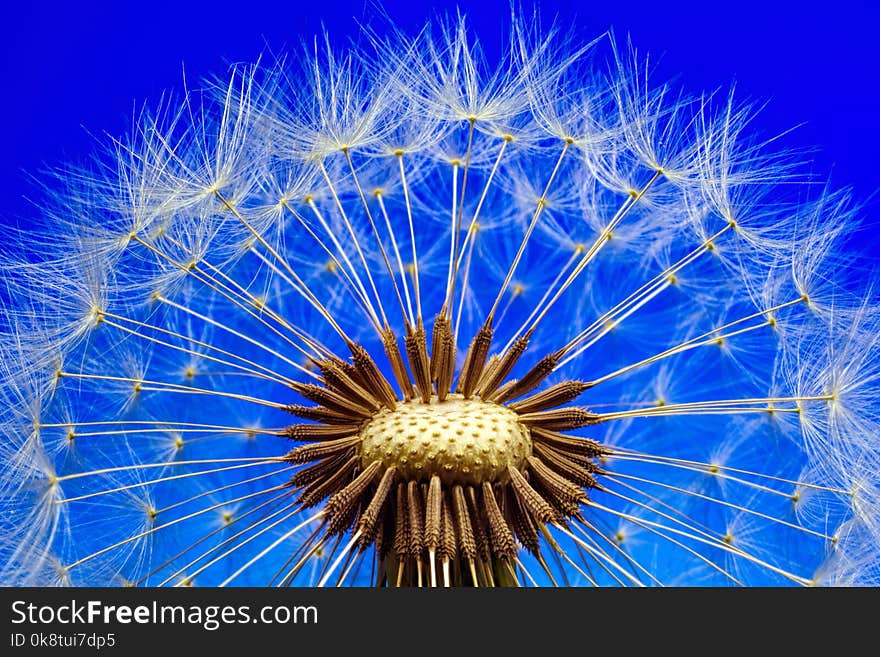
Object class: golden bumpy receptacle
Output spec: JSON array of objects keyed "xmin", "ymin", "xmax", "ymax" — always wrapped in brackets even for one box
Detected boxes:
[{"xmin": 360, "ymin": 394, "xmax": 532, "ymax": 485}]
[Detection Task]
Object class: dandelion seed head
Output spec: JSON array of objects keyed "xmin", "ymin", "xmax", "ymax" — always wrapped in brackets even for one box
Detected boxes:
[{"xmin": 1, "ymin": 10, "xmax": 878, "ymax": 587}]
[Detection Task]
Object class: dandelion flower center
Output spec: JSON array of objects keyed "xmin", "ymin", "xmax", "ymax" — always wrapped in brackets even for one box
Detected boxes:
[
  {"xmin": 359, "ymin": 394, "xmax": 532, "ymax": 485},
  {"xmin": 281, "ymin": 320, "xmax": 606, "ymax": 586}
]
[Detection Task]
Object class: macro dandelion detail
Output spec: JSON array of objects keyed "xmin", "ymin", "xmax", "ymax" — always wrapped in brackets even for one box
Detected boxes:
[{"xmin": 1, "ymin": 14, "xmax": 878, "ymax": 587}]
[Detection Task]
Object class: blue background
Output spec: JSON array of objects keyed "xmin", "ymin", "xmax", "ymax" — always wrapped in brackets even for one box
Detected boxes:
[{"xmin": 2, "ymin": 0, "xmax": 879, "ymax": 242}]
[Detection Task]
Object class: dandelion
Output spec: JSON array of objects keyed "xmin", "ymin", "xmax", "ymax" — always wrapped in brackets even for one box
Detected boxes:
[{"xmin": 1, "ymin": 13, "xmax": 878, "ymax": 587}]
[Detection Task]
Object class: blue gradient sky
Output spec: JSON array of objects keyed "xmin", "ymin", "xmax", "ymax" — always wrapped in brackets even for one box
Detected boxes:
[{"xmin": 2, "ymin": 1, "xmax": 878, "ymax": 239}]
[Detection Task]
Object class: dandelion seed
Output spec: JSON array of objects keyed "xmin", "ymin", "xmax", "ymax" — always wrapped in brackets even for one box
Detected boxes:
[{"xmin": 1, "ymin": 13, "xmax": 878, "ymax": 587}]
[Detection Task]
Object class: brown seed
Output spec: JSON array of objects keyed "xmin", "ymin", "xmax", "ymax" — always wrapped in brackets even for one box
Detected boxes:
[
  {"xmin": 285, "ymin": 423, "xmax": 361, "ymax": 442},
  {"xmin": 424, "ymin": 475, "xmax": 443, "ymax": 550},
  {"xmin": 518, "ymin": 407, "xmax": 599, "ymax": 431},
  {"xmin": 297, "ymin": 455, "xmax": 359, "ymax": 508},
  {"xmin": 439, "ymin": 491, "xmax": 457, "ymax": 561},
  {"xmin": 285, "ymin": 404, "xmax": 357, "ymax": 425},
  {"xmin": 532, "ymin": 442, "xmax": 601, "ymax": 488},
  {"xmin": 482, "ymin": 481, "xmax": 517, "ymax": 559},
  {"xmin": 509, "ymin": 380, "xmax": 589, "ymax": 414},
  {"xmin": 382, "ymin": 328, "xmax": 414, "ymax": 401},
  {"xmin": 290, "ymin": 449, "xmax": 357, "ymax": 487},
  {"xmin": 290, "ymin": 382, "xmax": 372, "ymax": 418},
  {"xmin": 393, "ymin": 482, "xmax": 410, "ymax": 557},
  {"xmin": 405, "ymin": 320, "xmax": 432, "ymax": 403},
  {"xmin": 318, "ymin": 360, "xmax": 381, "ymax": 412},
  {"xmin": 430, "ymin": 313, "xmax": 456, "ymax": 402},
  {"xmin": 350, "ymin": 339, "xmax": 399, "ymax": 408},
  {"xmin": 327, "ymin": 355, "xmax": 366, "ymax": 388},
  {"xmin": 508, "ymin": 486, "xmax": 541, "ymax": 555},
  {"xmin": 527, "ymin": 456, "xmax": 588, "ymax": 515},
  {"xmin": 477, "ymin": 330, "xmax": 531, "ymax": 398},
  {"xmin": 326, "ymin": 461, "xmax": 383, "ymax": 533},
  {"xmin": 406, "ymin": 480, "xmax": 424, "ymax": 556},
  {"xmin": 457, "ymin": 321, "xmax": 494, "ymax": 398},
  {"xmin": 491, "ymin": 378, "xmax": 518, "ymax": 402},
  {"xmin": 465, "ymin": 486, "xmax": 491, "ymax": 563},
  {"xmin": 475, "ymin": 354, "xmax": 500, "ymax": 394},
  {"xmin": 359, "ymin": 467, "xmax": 397, "ymax": 542},
  {"xmin": 508, "ymin": 465, "xmax": 558, "ymax": 523},
  {"xmin": 529, "ymin": 426, "xmax": 607, "ymax": 457},
  {"xmin": 284, "ymin": 435, "xmax": 362, "ymax": 463},
  {"xmin": 491, "ymin": 348, "xmax": 565, "ymax": 403},
  {"xmin": 452, "ymin": 484, "xmax": 477, "ymax": 560}
]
